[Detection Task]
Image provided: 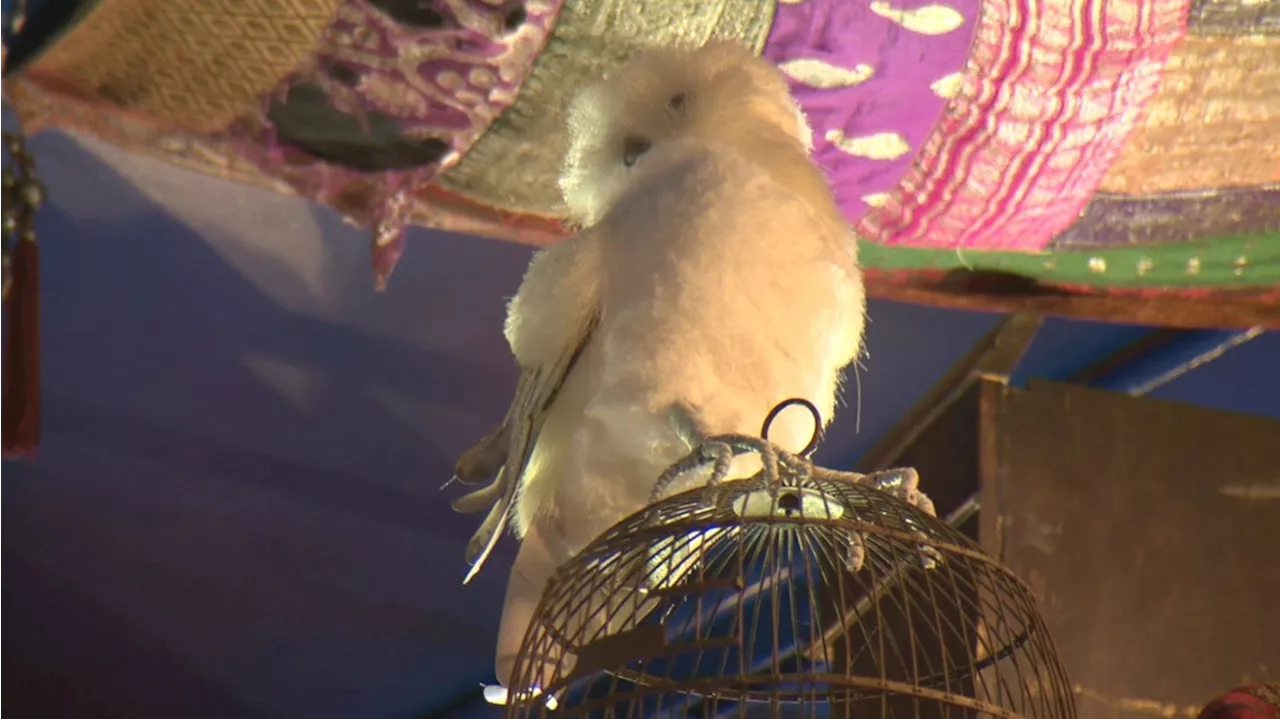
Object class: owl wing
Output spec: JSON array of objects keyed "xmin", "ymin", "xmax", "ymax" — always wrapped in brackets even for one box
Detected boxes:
[{"xmin": 453, "ymin": 307, "xmax": 601, "ymax": 584}]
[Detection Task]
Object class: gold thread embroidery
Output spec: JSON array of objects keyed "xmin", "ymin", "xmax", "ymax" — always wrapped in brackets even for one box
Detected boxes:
[
  {"xmin": 778, "ymin": 59, "xmax": 876, "ymax": 88},
  {"xmin": 1099, "ymin": 35, "xmax": 1280, "ymax": 193},
  {"xmin": 929, "ymin": 72, "xmax": 965, "ymax": 99},
  {"xmin": 825, "ymin": 129, "xmax": 913, "ymax": 160},
  {"xmin": 869, "ymin": 1, "xmax": 967, "ymax": 34}
]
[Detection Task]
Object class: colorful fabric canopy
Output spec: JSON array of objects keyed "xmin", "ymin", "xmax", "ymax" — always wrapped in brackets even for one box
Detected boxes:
[{"xmin": 4, "ymin": 0, "xmax": 1277, "ymax": 323}]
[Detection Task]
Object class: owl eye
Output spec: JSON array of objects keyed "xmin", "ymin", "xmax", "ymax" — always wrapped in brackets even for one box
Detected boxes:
[
  {"xmin": 623, "ymin": 136, "xmax": 651, "ymax": 167},
  {"xmin": 668, "ymin": 93, "xmax": 687, "ymax": 110}
]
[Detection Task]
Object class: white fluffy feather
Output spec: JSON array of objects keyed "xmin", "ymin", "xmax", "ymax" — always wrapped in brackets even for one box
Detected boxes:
[{"xmin": 452, "ymin": 39, "xmax": 866, "ymax": 688}]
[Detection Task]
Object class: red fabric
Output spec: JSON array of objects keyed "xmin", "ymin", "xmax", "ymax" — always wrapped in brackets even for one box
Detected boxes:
[
  {"xmin": 1198, "ymin": 686, "xmax": 1280, "ymax": 719},
  {"xmin": 3, "ymin": 238, "xmax": 40, "ymax": 458}
]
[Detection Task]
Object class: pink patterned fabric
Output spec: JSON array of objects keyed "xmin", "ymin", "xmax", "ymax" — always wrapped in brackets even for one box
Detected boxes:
[{"xmin": 857, "ymin": 0, "xmax": 1192, "ymax": 251}]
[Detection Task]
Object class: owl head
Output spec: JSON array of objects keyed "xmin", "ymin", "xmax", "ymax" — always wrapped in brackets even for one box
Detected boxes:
[{"xmin": 559, "ymin": 40, "xmax": 814, "ymax": 227}]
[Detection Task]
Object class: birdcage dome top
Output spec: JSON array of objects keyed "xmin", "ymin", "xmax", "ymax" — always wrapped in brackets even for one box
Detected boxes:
[{"xmin": 504, "ymin": 433, "xmax": 1076, "ymax": 719}]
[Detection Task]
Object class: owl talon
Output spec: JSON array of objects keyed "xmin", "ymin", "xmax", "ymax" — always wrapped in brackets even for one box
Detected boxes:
[
  {"xmin": 848, "ymin": 531, "xmax": 868, "ymax": 573},
  {"xmin": 862, "ymin": 467, "xmax": 936, "ymax": 518},
  {"xmin": 918, "ymin": 541, "xmax": 943, "ymax": 571}
]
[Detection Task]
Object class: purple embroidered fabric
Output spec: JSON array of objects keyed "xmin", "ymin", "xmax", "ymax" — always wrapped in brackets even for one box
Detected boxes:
[
  {"xmin": 762, "ymin": 0, "xmax": 981, "ymax": 226},
  {"xmin": 1049, "ymin": 188, "xmax": 1280, "ymax": 249},
  {"xmin": 235, "ymin": 0, "xmax": 561, "ymax": 288}
]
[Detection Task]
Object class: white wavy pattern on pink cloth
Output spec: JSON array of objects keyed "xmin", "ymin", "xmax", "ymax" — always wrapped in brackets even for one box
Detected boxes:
[{"xmin": 857, "ymin": 0, "xmax": 1192, "ymax": 251}]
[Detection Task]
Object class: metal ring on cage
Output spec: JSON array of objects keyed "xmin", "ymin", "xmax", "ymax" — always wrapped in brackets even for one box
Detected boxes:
[
  {"xmin": 648, "ymin": 399, "xmax": 825, "ymax": 505},
  {"xmin": 760, "ymin": 397, "xmax": 824, "ymax": 458}
]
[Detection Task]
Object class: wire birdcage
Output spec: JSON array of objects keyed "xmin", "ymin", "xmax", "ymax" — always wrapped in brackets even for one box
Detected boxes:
[{"xmin": 504, "ymin": 400, "xmax": 1075, "ymax": 719}]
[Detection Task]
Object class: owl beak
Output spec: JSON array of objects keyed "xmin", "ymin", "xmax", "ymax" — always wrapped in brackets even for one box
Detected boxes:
[{"xmin": 623, "ymin": 136, "xmax": 652, "ymax": 167}]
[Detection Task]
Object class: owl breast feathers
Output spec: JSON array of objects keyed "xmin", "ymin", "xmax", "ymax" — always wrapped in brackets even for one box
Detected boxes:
[{"xmin": 447, "ymin": 39, "xmax": 868, "ymax": 690}]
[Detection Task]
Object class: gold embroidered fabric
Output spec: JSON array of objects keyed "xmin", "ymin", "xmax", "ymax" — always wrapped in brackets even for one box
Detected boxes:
[
  {"xmin": 436, "ymin": 0, "xmax": 778, "ymax": 218},
  {"xmin": 21, "ymin": 0, "xmax": 339, "ymax": 134},
  {"xmin": 1188, "ymin": 0, "xmax": 1280, "ymax": 36},
  {"xmin": 1259, "ymin": 680, "xmax": 1280, "ymax": 706},
  {"xmin": 6, "ymin": 78, "xmax": 564, "ymax": 247},
  {"xmin": 1251, "ymin": 683, "xmax": 1280, "ymax": 710},
  {"xmin": 1098, "ymin": 34, "xmax": 1280, "ymax": 194},
  {"xmin": 6, "ymin": 79, "xmax": 287, "ymax": 190}
]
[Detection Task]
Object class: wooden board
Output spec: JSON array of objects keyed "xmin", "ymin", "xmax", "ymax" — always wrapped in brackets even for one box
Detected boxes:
[{"xmin": 984, "ymin": 380, "xmax": 1280, "ymax": 716}]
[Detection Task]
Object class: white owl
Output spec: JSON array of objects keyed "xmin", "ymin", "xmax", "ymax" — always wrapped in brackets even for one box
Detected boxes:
[{"xmin": 449, "ymin": 39, "xmax": 867, "ymax": 689}]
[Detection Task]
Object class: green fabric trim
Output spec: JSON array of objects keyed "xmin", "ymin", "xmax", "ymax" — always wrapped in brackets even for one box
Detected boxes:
[{"xmin": 859, "ymin": 233, "xmax": 1280, "ymax": 288}]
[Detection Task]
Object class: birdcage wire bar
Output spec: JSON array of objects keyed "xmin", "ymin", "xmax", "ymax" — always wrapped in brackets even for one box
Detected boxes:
[{"xmin": 504, "ymin": 432, "xmax": 1074, "ymax": 719}]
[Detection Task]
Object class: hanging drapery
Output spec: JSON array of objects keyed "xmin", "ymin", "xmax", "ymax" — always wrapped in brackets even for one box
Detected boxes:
[
  {"xmin": 2, "ymin": 130, "xmax": 44, "ymax": 458},
  {"xmin": 1, "ymin": 0, "xmax": 1276, "ymax": 324},
  {"xmin": 3, "ymin": 2, "xmax": 44, "ymax": 457}
]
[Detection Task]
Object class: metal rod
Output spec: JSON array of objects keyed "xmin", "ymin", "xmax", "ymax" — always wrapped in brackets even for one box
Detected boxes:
[{"xmin": 1085, "ymin": 328, "xmax": 1265, "ymax": 396}]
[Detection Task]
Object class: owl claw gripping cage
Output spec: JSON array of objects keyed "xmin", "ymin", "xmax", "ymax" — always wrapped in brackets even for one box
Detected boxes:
[
  {"xmin": 503, "ymin": 399, "xmax": 1075, "ymax": 719},
  {"xmin": 646, "ymin": 398, "xmax": 943, "ymax": 581}
]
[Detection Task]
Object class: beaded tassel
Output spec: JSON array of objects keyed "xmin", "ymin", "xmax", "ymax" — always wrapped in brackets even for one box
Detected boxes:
[{"xmin": 3, "ymin": 130, "xmax": 43, "ymax": 458}]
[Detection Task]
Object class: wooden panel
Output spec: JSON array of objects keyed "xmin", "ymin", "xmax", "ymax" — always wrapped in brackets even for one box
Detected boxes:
[
  {"xmin": 855, "ymin": 314, "xmax": 1042, "ymax": 543},
  {"xmin": 977, "ymin": 381, "xmax": 1008, "ymax": 560},
  {"xmin": 986, "ymin": 380, "xmax": 1280, "ymax": 716},
  {"xmin": 869, "ymin": 382, "xmax": 983, "ymax": 540},
  {"xmin": 856, "ymin": 313, "xmax": 1042, "ymax": 474}
]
